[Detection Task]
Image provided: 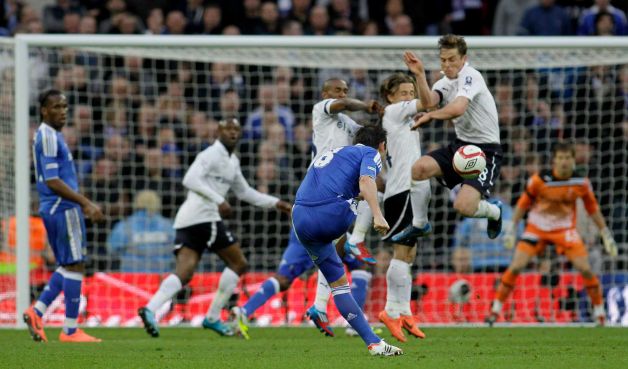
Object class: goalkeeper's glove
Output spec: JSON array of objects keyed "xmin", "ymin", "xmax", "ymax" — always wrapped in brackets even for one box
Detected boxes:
[
  {"xmin": 600, "ymin": 228, "xmax": 618, "ymax": 258},
  {"xmin": 503, "ymin": 223, "xmax": 516, "ymax": 250}
]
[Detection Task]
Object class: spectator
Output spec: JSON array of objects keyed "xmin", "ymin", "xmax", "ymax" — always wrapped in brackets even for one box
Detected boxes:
[
  {"xmin": 43, "ymin": 0, "xmax": 84, "ymax": 33},
  {"xmin": 107, "ymin": 190, "xmax": 175, "ymax": 273},
  {"xmin": 594, "ymin": 11, "xmax": 617, "ymax": 35},
  {"xmin": 208, "ymin": 62, "xmax": 245, "ymax": 104},
  {"xmin": 145, "ymin": 8, "xmax": 166, "ymax": 34},
  {"xmin": 244, "ymin": 83, "xmax": 295, "ymax": 141},
  {"xmin": 519, "ymin": 0, "xmax": 573, "ymax": 35},
  {"xmin": 391, "ymin": 14, "xmax": 413, "ymax": 36},
  {"xmin": 255, "ymin": 1, "xmax": 281, "ymax": 34},
  {"xmin": 98, "ymin": 0, "xmax": 129, "ymax": 34},
  {"xmin": 62, "ymin": 12, "xmax": 81, "ymax": 34},
  {"xmin": 452, "ymin": 185, "xmax": 519, "ymax": 273},
  {"xmin": 578, "ymin": 0, "xmax": 627, "ymax": 36},
  {"xmin": 134, "ymin": 102, "xmax": 158, "ymax": 156},
  {"xmin": 184, "ymin": 0, "xmax": 206, "ymax": 34},
  {"xmin": 222, "ymin": 25, "xmax": 241, "ymax": 35},
  {"xmin": 383, "ymin": 0, "xmax": 404, "ymax": 35},
  {"xmin": 164, "ymin": 10, "xmax": 187, "ymax": 34},
  {"xmin": 124, "ymin": 56, "xmax": 158, "ymax": 99},
  {"xmin": 450, "ymin": 0, "xmax": 486, "ymax": 35},
  {"xmin": 202, "ymin": 3, "xmax": 223, "ymax": 34},
  {"xmin": 79, "ymin": 15, "xmax": 97, "ymax": 33},
  {"xmin": 287, "ymin": 0, "xmax": 312, "ymax": 25},
  {"xmin": 72, "ymin": 104, "xmax": 103, "ymax": 160},
  {"xmin": 134, "ymin": 148, "xmax": 185, "ymax": 218},
  {"xmin": 493, "ymin": 0, "xmax": 537, "ymax": 35},
  {"xmin": 282, "ymin": 19, "xmax": 304, "ymax": 35},
  {"xmin": 218, "ymin": 88, "xmax": 242, "ymax": 121},
  {"xmin": 328, "ymin": 0, "xmax": 356, "ymax": 34},
  {"xmin": 361, "ymin": 20, "xmax": 379, "ymax": 35},
  {"xmin": 305, "ymin": 5, "xmax": 334, "ymax": 35},
  {"xmin": 187, "ymin": 111, "xmax": 218, "ymax": 158},
  {"xmin": 450, "ymin": 246, "xmax": 472, "ymax": 273},
  {"xmin": 240, "ymin": 0, "xmax": 262, "ymax": 34}
]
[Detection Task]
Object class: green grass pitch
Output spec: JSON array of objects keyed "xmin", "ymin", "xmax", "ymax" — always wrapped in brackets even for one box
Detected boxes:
[{"xmin": 0, "ymin": 327, "xmax": 626, "ymax": 369}]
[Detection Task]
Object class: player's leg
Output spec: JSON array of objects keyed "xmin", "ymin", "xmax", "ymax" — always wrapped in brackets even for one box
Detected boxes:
[
  {"xmin": 318, "ymin": 252, "xmax": 402, "ymax": 356},
  {"xmin": 345, "ymin": 200, "xmax": 376, "ymax": 264},
  {"xmin": 140, "ymin": 246, "xmax": 201, "ymax": 337},
  {"xmin": 204, "ymin": 241, "xmax": 247, "ymax": 336},
  {"xmin": 307, "ymin": 234, "xmax": 349, "ymax": 337},
  {"xmin": 486, "ymin": 238, "xmax": 538, "ymax": 325},
  {"xmin": 391, "ymin": 179, "xmax": 433, "ymax": 244},
  {"xmin": 411, "ymin": 155, "xmax": 443, "ymax": 181},
  {"xmin": 23, "ymin": 212, "xmax": 66, "ymax": 342},
  {"xmin": 234, "ymin": 230, "xmax": 314, "ymax": 338},
  {"xmin": 561, "ymin": 230, "xmax": 605, "ymax": 325},
  {"xmin": 56, "ymin": 209, "xmax": 100, "ymax": 342}
]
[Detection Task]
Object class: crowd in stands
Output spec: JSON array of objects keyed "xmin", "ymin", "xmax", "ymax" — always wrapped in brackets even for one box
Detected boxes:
[
  {"xmin": 1, "ymin": 0, "xmax": 628, "ymax": 38},
  {"xmin": 0, "ymin": 0, "xmax": 625, "ymax": 276}
]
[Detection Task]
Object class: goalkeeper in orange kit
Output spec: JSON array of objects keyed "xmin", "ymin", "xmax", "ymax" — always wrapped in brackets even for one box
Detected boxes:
[{"xmin": 486, "ymin": 142, "xmax": 618, "ymax": 326}]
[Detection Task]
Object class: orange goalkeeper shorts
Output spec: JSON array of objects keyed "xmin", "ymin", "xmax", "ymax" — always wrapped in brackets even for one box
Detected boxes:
[{"xmin": 516, "ymin": 224, "xmax": 588, "ymax": 258}]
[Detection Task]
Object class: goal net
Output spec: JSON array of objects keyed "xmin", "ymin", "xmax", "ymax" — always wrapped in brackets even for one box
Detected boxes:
[{"xmin": 2, "ymin": 36, "xmax": 627, "ymax": 327}]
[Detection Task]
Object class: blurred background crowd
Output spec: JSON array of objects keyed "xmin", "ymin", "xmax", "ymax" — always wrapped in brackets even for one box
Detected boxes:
[{"xmin": 0, "ymin": 0, "xmax": 625, "ymax": 281}]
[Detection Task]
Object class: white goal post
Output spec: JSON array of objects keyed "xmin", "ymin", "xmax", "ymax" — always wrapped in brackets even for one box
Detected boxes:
[{"xmin": 4, "ymin": 35, "xmax": 628, "ymax": 328}]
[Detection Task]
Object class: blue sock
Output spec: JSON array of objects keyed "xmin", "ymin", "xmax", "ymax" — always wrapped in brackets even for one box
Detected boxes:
[
  {"xmin": 62, "ymin": 272, "xmax": 83, "ymax": 335},
  {"xmin": 34, "ymin": 270, "xmax": 64, "ymax": 317},
  {"xmin": 243, "ymin": 278, "xmax": 281, "ymax": 318},
  {"xmin": 332, "ymin": 285, "xmax": 380, "ymax": 346},
  {"xmin": 350, "ymin": 270, "xmax": 371, "ymax": 310}
]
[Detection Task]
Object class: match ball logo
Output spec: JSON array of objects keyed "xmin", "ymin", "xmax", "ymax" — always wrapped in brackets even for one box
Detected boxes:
[{"xmin": 453, "ymin": 145, "xmax": 487, "ymax": 180}]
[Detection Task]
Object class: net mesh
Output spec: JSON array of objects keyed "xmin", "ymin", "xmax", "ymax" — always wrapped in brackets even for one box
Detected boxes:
[
  {"xmin": 2, "ymin": 39, "xmax": 627, "ymax": 326},
  {"xmin": 0, "ymin": 41, "xmax": 15, "ymax": 324}
]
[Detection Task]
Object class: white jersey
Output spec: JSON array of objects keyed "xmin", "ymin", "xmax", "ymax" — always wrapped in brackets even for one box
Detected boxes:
[
  {"xmin": 382, "ymin": 99, "xmax": 422, "ymax": 199},
  {"xmin": 173, "ymin": 140, "xmax": 279, "ymax": 228},
  {"xmin": 432, "ymin": 63, "xmax": 500, "ymax": 144},
  {"xmin": 311, "ymin": 98, "xmax": 361, "ymax": 164}
]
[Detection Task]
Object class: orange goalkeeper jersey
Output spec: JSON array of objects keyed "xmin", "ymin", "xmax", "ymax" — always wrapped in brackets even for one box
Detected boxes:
[{"xmin": 516, "ymin": 170, "xmax": 599, "ymax": 232}]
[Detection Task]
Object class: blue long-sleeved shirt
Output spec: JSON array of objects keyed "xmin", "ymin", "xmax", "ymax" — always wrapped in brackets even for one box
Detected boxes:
[{"xmin": 519, "ymin": 5, "xmax": 573, "ymax": 36}]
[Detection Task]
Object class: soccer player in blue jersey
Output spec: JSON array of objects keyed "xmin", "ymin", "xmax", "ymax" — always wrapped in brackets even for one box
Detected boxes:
[
  {"xmin": 291, "ymin": 125, "xmax": 402, "ymax": 356},
  {"xmin": 23, "ymin": 89, "xmax": 105, "ymax": 343}
]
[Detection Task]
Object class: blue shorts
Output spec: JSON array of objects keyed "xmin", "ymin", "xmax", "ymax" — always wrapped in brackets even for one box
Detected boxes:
[
  {"xmin": 277, "ymin": 229, "xmax": 315, "ymax": 280},
  {"xmin": 292, "ymin": 199, "xmax": 356, "ymax": 266},
  {"xmin": 41, "ymin": 207, "xmax": 87, "ymax": 266}
]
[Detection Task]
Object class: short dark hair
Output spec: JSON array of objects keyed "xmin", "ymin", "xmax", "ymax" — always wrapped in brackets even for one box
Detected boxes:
[
  {"xmin": 438, "ymin": 34, "xmax": 467, "ymax": 56},
  {"xmin": 379, "ymin": 72, "xmax": 416, "ymax": 104},
  {"xmin": 552, "ymin": 142, "xmax": 575, "ymax": 157},
  {"xmin": 353, "ymin": 124, "xmax": 387, "ymax": 149},
  {"xmin": 38, "ymin": 89, "xmax": 63, "ymax": 120}
]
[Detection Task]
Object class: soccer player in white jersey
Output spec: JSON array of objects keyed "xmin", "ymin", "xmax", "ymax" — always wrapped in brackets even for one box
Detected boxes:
[
  {"xmin": 376, "ymin": 73, "xmax": 430, "ymax": 343},
  {"xmin": 138, "ymin": 118, "xmax": 291, "ymax": 338},
  {"xmin": 394, "ymin": 34, "xmax": 504, "ymax": 245},
  {"xmin": 307, "ymin": 78, "xmax": 384, "ymax": 335}
]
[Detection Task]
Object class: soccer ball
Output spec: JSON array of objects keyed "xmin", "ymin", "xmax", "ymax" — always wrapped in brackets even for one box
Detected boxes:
[
  {"xmin": 453, "ymin": 145, "xmax": 486, "ymax": 179},
  {"xmin": 448, "ymin": 279, "xmax": 471, "ymax": 304}
]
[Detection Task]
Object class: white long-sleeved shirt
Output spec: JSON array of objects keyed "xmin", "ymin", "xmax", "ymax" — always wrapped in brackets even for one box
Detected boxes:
[{"xmin": 173, "ymin": 140, "xmax": 280, "ymax": 228}]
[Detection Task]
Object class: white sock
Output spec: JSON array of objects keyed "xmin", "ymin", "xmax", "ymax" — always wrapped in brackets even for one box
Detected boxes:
[
  {"xmin": 385, "ymin": 259, "xmax": 411, "ymax": 318},
  {"xmin": 206, "ymin": 267, "xmax": 240, "ymax": 321},
  {"xmin": 491, "ymin": 300, "xmax": 503, "ymax": 314},
  {"xmin": 34, "ymin": 301, "xmax": 48, "ymax": 315},
  {"xmin": 348, "ymin": 200, "xmax": 372, "ymax": 244},
  {"xmin": 473, "ymin": 200, "xmax": 500, "ymax": 220},
  {"xmin": 593, "ymin": 304, "xmax": 605, "ymax": 318},
  {"xmin": 146, "ymin": 274, "xmax": 183, "ymax": 313},
  {"xmin": 314, "ymin": 269, "xmax": 331, "ymax": 312},
  {"xmin": 410, "ymin": 180, "xmax": 431, "ymax": 228}
]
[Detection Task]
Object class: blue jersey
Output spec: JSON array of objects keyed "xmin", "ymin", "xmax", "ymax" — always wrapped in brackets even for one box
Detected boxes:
[
  {"xmin": 295, "ymin": 144, "xmax": 382, "ymax": 206},
  {"xmin": 33, "ymin": 123, "xmax": 80, "ymax": 215}
]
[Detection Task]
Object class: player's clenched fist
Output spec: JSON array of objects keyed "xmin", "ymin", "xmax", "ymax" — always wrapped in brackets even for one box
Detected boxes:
[
  {"xmin": 503, "ymin": 225, "xmax": 516, "ymax": 250},
  {"xmin": 373, "ymin": 215, "xmax": 390, "ymax": 235}
]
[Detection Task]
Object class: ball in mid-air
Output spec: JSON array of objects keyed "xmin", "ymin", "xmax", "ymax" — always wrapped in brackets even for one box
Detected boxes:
[{"xmin": 453, "ymin": 145, "xmax": 486, "ymax": 179}]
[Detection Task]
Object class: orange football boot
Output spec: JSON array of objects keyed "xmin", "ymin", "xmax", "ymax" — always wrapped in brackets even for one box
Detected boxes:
[
  {"xmin": 378, "ymin": 310, "xmax": 406, "ymax": 343},
  {"xmin": 59, "ymin": 329, "xmax": 102, "ymax": 343},
  {"xmin": 400, "ymin": 315, "xmax": 426, "ymax": 339},
  {"xmin": 23, "ymin": 307, "xmax": 47, "ymax": 343}
]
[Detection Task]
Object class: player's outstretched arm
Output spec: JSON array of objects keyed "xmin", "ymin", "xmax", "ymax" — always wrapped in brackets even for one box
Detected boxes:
[
  {"xmin": 359, "ymin": 175, "xmax": 389, "ymax": 235},
  {"xmin": 410, "ymin": 97, "xmax": 469, "ymax": 130},
  {"xmin": 329, "ymin": 98, "xmax": 381, "ymax": 115},
  {"xmin": 403, "ymin": 51, "xmax": 440, "ymax": 112},
  {"xmin": 590, "ymin": 210, "xmax": 618, "ymax": 257},
  {"xmin": 46, "ymin": 178, "xmax": 104, "ymax": 222}
]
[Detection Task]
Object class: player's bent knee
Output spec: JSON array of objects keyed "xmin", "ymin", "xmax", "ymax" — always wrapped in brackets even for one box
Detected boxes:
[
  {"xmin": 230, "ymin": 260, "xmax": 249, "ymax": 276},
  {"xmin": 274, "ymin": 275, "xmax": 292, "ymax": 291},
  {"xmin": 411, "ymin": 162, "xmax": 429, "ymax": 181},
  {"xmin": 453, "ymin": 198, "xmax": 476, "ymax": 217},
  {"xmin": 328, "ymin": 275, "xmax": 349, "ymax": 288}
]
